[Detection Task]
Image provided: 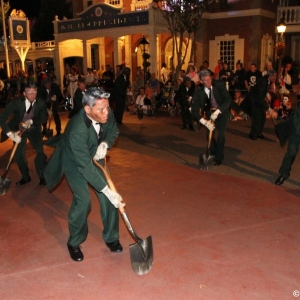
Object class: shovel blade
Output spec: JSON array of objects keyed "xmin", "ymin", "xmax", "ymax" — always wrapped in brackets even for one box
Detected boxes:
[
  {"xmin": 129, "ymin": 236, "xmax": 153, "ymax": 275},
  {"xmin": 199, "ymin": 153, "xmax": 208, "ymax": 170},
  {"xmin": 0, "ymin": 177, "xmax": 11, "ymax": 196},
  {"xmin": 199, "ymin": 153, "xmax": 214, "ymax": 171}
]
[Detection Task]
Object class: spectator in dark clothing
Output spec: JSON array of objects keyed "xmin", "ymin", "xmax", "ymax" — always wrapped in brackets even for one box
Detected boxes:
[
  {"xmin": 111, "ymin": 67, "xmax": 131, "ymax": 125},
  {"xmin": 233, "ymin": 60, "xmax": 246, "ymax": 91},
  {"xmin": 244, "ymin": 63, "xmax": 262, "ymax": 91},
  {"xmin": 102, "ymin": 64, "xmax": 114, "ymax": 93},
  {"xmin": 246, "ymin": 70, "xmax": 277, "ymax": 140}
]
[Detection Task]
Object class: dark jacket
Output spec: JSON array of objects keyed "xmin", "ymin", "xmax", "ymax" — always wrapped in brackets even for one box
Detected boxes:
[
  {"xmin": 0, "ymin": 96, "xmax": 47, "ymax": 134},
  {"xmin": 37, "ymin": 83, "xmax": 62, "ymax": 105},
  {"xmin": 191, "ymin": 80, "xmax": 231, "ymax": 120},
  {"xmin": 174, "ymin": 81, "xmax": 196, "ymax": 107}
]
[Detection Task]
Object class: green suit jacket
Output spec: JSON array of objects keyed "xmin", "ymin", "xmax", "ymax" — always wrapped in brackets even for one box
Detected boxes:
[
  {"xmin": 44, "ymin": 108, "xmax": 119, "ymax": 191},
  {"xmin": 0, "ymin": 96, "xmax": 47, "ymax": 135}
]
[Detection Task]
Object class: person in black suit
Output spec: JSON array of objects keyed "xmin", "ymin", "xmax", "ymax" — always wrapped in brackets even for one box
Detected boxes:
[
  {"xmin": 68, "ymin": 77, "xmax": 86, "ymax": 119},
  {"xmin": 37, "ymin": 77, "xmax": 62, "ymax": 136},
  {"xmin": 111, "ymin": 67, "xmax": 131, "ymax": 125},
  {"xmin": 0, "ymin": 83, "xmax": 47, "ymax": 185},
  {"xmin": 192, "ymin": 70, "xmax": 231, "ymax": 166},
  {"xmin": 174, "ymin": 76, "xmax": 196, "ymax": 130}
]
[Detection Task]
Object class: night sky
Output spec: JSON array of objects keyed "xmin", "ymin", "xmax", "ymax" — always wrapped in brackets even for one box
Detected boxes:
[{"xmin": 8, "ymin": 0, "xmax": 41, "ymax": 18}]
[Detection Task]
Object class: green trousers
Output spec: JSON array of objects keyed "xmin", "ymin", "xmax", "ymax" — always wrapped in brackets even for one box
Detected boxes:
[{"xmin": 65, "ymin": 163, "xmax": 119, "ymax": 247}]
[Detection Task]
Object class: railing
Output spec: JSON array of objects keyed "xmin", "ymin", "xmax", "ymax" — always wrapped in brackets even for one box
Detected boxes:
[
  {"xmin": 278, "ymin": 6, "xmax": 300, "ymax": 24},
  {"xmin": 0, "ymin": 40, "xmax": 55, "ymax": 50}
]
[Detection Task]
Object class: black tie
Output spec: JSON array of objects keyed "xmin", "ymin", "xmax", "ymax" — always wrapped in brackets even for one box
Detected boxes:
[
  {"xmin": 96, "ymin": 122, "xmax": 103, "ymax": 140},
  {"xmin": 27, "ymin": 102, "xmax": 33, "ymax": 114},
  {"xmin": 208, "ymin": 88, "xmax": 211, "ymax": 101}
]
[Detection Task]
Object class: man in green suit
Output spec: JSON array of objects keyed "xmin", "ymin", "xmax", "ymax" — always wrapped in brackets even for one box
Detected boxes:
[
  {"xmin": 275, "ymin": 99, "xmax": 300, "ymax": 185},
  {"xmin": 44, "ymin": 87, "xmax": 124, "ymax": 262},
  {"xmin": 192, "ymin": 69, "xmax": 231, "ymax": 166},
  {"xmin": 0, "ymin": 83, "xmax": 47, "ymax": 185}
]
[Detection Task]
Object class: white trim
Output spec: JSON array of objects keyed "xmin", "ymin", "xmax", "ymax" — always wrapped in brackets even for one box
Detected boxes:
[{"xmin": 203, "ymin": 9, "xmax": 275, "ymax": 20}]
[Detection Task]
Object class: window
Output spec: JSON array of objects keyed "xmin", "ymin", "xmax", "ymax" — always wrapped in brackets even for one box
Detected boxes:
[
  {"xmin": 109, "ymin": 0, "xmax": 121, "ymax": 5},
  {"xmin": 220, "ymin": 40, "xmax": 235, "ymax": 70}
]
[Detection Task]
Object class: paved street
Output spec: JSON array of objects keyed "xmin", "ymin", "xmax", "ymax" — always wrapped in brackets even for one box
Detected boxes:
[{"xmin": 0, "ymin": 108, "xmax": 299, "ymax": 300}]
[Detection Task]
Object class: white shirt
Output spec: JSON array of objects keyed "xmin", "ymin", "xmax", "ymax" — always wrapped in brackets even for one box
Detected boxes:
[
  {"xmin": 204, "ymin": 86, "xmax": 212, "ymax": 98},
  {"xmin": 25, "ymin": 99, "xmax": 35, "ymax": 111}
]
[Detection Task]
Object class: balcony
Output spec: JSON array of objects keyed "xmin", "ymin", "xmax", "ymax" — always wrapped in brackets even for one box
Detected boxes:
[{"xmin": 278, "ymin": 5, "xmax": 300, "ymax": 26}]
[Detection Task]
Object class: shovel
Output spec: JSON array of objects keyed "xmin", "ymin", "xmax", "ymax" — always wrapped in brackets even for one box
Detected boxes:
[
  {"xmin": 93, "ymin": 159, "xmax": 153, "ymax": 275},
  {"xmin": 0, "ymin": 126, "xmax": 27, "ymax": 196},
  {"xmin": 45, "ymin": 104, "xmax": 54, "ymax": 139},
  {"xmin": 199, "ymin": 128, "xmax": 215, "ymax": 171}
]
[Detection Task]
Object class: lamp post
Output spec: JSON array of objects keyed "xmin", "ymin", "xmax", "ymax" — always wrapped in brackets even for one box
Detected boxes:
[
  {"xmin": 276, "ymin": 18, "xmax": 286, "ymax": 76},
  {"xmin": 138, "ymin": 36, "xmax": 149, "ymax": 87},
  {"xmin": 1, "ymin": 0, "xmax": 10, "ymax": 78}
]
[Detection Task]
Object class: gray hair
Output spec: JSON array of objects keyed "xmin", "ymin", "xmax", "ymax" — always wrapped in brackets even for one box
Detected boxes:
[
  {"xmin": 267, "ymin": 69, "xmax": 276, "ymax": 77},
  {"xmin": 82, "ymin": 87, "xmax": 110, "ymax": 107},
  {"xmin": 199, "ymin": 69, "xmax": 211, "ymax": 80}
]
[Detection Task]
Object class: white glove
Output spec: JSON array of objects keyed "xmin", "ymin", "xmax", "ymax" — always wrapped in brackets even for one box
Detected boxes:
[
  {"xmin": 101, "ymin": 185, "xmax": 125, "ymax": 208},
  {"xmin": 94, "ymin": 142, "xmax": 108, "ymax": 160},
  {"xmin": 7, "ymin": 131, "xmax": 21, "ymax": 144},
  {"xmin": 210, "ymin": 109, "xmax": 221, "ymax": 121},
  {"xmin": 200, "ymin": 118, "xmax": 215, "ymax": 131},
  {"xmin": 187, "ymin": 96, "xmax": 192, "ymax": 103},
  {"xmin": 51, "ymin": 95, "xmax": 57, "ymax": 101},
  {"xmin": 47, "ymin": 109, "xmax": 53, "ymax": 117},
  {"xmin": 21, "ymin": 119, "xmax": 33, "ymax": 129}
]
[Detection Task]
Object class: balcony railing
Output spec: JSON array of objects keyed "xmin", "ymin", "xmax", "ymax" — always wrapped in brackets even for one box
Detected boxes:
[
  {"xmin": 278, "ymin": 6, "xmax": 300, "ymax": 24},
  {"xmin": 0, "ymin": 40, "xmax": 55, "ymax": 51}
]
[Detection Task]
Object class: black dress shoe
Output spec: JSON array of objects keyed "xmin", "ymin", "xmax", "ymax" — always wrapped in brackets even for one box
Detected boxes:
[
  {"xmin": 180, "ymin": 125, "xmax": 186, "ymax": 129},
  {"xmin": 275, "ymin": 175, "xmax": 287, "ymax": 185},
  {"xmin": 16, "ymin": 177, "xmax": 31, "ymax": 186},
  {"xmin": 249, "ymin": 134, "xmax": 257, "ymax": 140},
  {"xmin": 189, "ymin": 125, "xmax": 195, "ymax": 131},
  {"xmin": 257, "ymin": 134, "xmax": 267, "ymax": 140},
  {"xmin": 67, "ymin": 244, "xmax": 84, "ymax": 261},
  {"xmin": 105, "ymin": 240, "xmax": 123, "ymax": 252},
  {"xmin": 39, "ymin": 178, "xmax": 46, "ymax": 186},
  {"xmin": 214, "ymin": 159, "xmax": 222, "ymax": 166}
]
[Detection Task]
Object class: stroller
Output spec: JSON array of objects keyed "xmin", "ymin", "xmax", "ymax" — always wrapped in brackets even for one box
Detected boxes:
[{"xmin": 152, "ymin": 84, "xmax": 177, "ymax": 116}]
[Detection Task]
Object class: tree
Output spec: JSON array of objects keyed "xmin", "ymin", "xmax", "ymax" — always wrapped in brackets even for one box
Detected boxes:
[
  {"xmin": 153, "ymin": 0, "xmax": 215, "ymax": 81},
  {"xmin": 31, "ymin": 0, "xmax": 72, "ymax": 41}
]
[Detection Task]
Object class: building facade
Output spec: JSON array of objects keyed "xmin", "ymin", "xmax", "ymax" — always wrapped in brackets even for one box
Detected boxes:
[{"xmin": 0, "ymin": 0, "xmax": 300, "ymax": 88}]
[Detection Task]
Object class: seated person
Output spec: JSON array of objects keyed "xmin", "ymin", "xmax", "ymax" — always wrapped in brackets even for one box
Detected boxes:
[
  {"xmin": 268, "ymin": 92, "xmax": 292, "ymax": 120},
  {"xmin": 128, "ymin": 87, "xmax": 152, "ymax": 114},
  {"xmin": 229, "ymin": 90, "xmax": 249, "ymax": 120},
  {"xmin": 279, "ymin": 95, "xmax": 293, "ymax": 119}
]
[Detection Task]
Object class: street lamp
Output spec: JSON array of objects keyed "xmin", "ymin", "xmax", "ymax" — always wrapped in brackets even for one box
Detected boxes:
[
  {"xmin": 138, "ymin": 35, "xmax": 150, "ymax": 87},
  {"xmin": 277, "ymin": 18, "xmax": 286, "ymax": 42}
]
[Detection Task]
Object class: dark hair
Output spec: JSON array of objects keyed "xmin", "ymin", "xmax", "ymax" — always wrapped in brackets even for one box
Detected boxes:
[{"xmin": 25, "ymin": 83, "xmax": 37, "ymax": 90}]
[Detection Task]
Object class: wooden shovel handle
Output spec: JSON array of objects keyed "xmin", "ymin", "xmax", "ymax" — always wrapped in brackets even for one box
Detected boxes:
[
  {"xmin": 4, "ymin": 126, "xmax": 27, "ymax": 173},
  {"xmin": 93, "ymin": 158, "xmax": 125, "ymax": 214}
]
